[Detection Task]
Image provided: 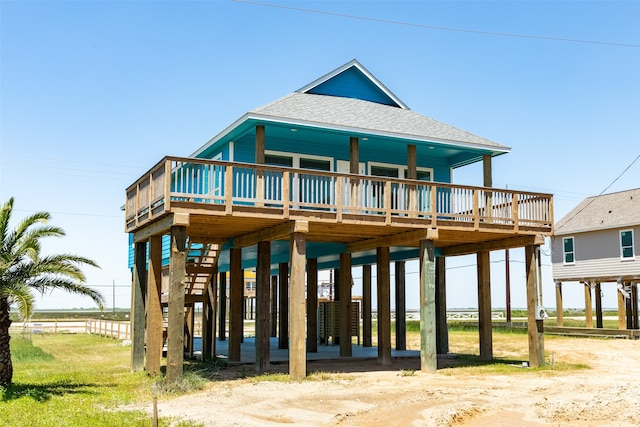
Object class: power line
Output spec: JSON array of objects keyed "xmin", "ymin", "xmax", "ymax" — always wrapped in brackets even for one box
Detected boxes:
[
  {"xmin": 555, "ymin": 153, "xmax": 640, "ymax": 232},
  {"xmin": 1, "ymin": 153, "xmax": 144, "ymax": 170},
  {"xmin": 232, "ymin": 0, "xmax": 640, "ymax": 48},
  {"xmin": 13, "ymin": 209, "xmax": 123, "ymax": 219}
]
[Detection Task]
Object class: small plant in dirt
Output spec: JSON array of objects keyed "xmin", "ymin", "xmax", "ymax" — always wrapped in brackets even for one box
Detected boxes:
[
  {"xmin": 306, "ymin": 371, "xmax": 355, "ymax": 382},
  {"xmin": 249, "ymin": 372, "xmax": 290, "ymax": 383},
  {"xmin": 155, "ymin": 371, "xmax": 208, "ymax": 395},
  {"xmin": 398, "ymin": 369, "xmax": 416, "ymax": 377},
  {"xmin": 235, "ymin": 367, "xmax": 252, "ymax": 379}
]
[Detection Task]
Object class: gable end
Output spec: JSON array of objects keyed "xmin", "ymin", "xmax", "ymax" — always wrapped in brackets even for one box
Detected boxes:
[{"xmin": 297, "ymin": 59, "xmax": 408, "ymax": 109}]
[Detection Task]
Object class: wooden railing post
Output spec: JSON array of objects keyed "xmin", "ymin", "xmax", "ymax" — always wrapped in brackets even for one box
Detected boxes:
[
  {"xmin": 512, "ymin": 192, "xmax": 519, "ymax": 231},
  {"xmin": 225, "ymin": 166, "xmax": 233, "ymax": 214},
  {"xmin": 384, "ymin": 181, "xmax": 392, "ymax": 224},
  {"xmin": 473, "ymin": 189, "xmax": 479, "ymax": 230},
  {"xmin": 336, "ymin": 176, "xmax": 343, "ymax": 221},
  {"xmin": 283, "ymin": 171, "xmax": 290, "ymax": 218},
  {"xmin": 135, "ymin": 183, "xmax": 141, "ymax": 228},
  {"xmin": 164, "ymin": 159, "xmax": 172, "ymax": 212},
  {"xmin": 256, "ymin": 167, "xmax": 265, "ymax": 208},
  {"xmin": 430, "ymin": 184, "xmax": 437, "ymax": 226}
]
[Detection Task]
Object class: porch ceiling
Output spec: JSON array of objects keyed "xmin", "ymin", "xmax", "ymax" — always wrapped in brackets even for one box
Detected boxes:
[{"xmin": 196, "ymin": 119, "xmax": 505, "ymax": 169}]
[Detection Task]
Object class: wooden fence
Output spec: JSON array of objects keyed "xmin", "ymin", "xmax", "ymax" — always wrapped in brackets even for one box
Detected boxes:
[
  {"xmin": 85, "ymin": 319, "xmax": 131, "ymax": 340},
  {"xmin": 10, "ymin": 319, "xmax": 131, "ymax": 341}
]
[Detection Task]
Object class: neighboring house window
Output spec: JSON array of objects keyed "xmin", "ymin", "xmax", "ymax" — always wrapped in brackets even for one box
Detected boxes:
[
  {"xmin": 620, "ymin": 230, "xmax": 635, "ymax": 260},
  {"xmin": 563, "ymin": 237, "xmax": 575, "ymax": 264}
]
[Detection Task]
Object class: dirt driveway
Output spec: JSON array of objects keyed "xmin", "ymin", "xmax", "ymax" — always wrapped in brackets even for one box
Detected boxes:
[{"xmin": 145, "ymin": 336, "xmax": 640, "ymax": 426}]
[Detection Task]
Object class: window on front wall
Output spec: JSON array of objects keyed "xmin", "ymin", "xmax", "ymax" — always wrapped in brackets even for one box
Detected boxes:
[
  {"xmin": 370, "ymin": 165, "xmax": 399, "ymax": 178},
  {"xmin": 300, "ymin": 157, "xmax": 331, "ymax": 171},
  {"xmin": 264, "ymin": 152, "xmax": 332, "ymax": 171},
  {"xmin": 265, "ymin": 154, "xmax": 293, "ymax": 167},
  {"xmin": 563, "ymin": 237, "xmax": 575, "ymax": 264},
  {"xmin": 620, "ymin": 230, "xmax": 635, "ymax": 260}
]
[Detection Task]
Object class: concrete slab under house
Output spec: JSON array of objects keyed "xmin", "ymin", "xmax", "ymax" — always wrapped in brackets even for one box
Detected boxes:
[{"xmin": 125, "ymin": 59, "xmax": 553, "ymax": 381}]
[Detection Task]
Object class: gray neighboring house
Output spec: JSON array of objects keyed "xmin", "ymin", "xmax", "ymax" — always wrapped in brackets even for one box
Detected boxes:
[{"xmin": 551, "ymin": 188, "xmax": 639, "ymax": 330}]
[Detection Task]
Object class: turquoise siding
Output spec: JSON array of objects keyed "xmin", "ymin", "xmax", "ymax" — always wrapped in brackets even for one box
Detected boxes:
[
  {"xmin": 229, "ymin": 132, "xmax": 453, "ymax": 184},
  {"xmin": 195, "ymin": 142, "xmax": 231, "ymax": 162},
  {"xmin": 127, "ymin": 233, "xmax": 172, "ymax": 269},
  {"xmin": 127, "ymin": 233, "xmax": 134, "ymax": 268}
]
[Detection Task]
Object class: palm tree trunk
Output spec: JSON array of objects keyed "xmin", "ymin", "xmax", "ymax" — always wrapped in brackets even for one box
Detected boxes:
[{"xmin": 0, "ymin": 298, "xmax": 13, "ymax": 386}]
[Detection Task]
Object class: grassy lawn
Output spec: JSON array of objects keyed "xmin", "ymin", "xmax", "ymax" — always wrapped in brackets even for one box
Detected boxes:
[{"xmin": 1, "ymin": 334, "xmax": 179, "ymax": 427}]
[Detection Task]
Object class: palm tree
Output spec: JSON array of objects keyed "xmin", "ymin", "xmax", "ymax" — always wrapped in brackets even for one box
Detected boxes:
[{"xmin": 0, "ymin": 198, "xmax": 105, "ymax": 386}]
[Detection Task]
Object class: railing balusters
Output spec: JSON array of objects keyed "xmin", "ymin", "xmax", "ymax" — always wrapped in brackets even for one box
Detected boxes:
[{"xmin": 126, "ymin": 156, "xmax": 552, "ymax": 233}]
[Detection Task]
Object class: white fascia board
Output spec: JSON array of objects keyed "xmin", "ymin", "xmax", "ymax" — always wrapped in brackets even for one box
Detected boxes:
[
  {"xmin": 450, "ymin": 150, "xmax": 510, "ymax": 169},
  {"xmin": 190, "ymin": 113, "xmax": 251, "ymax": 157},
  {"xmin": 247, "ymin": 113, "xmax": 511, "ymax": 154},
  {"xmin": 350, "ymin": 61, "xmax": 410, "ymax": 110}
]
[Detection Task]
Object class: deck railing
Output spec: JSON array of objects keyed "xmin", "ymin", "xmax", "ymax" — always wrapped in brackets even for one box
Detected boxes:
[{"xmin": 126, "ymin": 156, "xmax": 553, "ymax": 233}]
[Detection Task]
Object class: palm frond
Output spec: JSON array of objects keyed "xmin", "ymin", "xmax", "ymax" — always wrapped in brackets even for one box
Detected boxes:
[
  {"xmin": 0, "ymin": 198, "xmax": 14, "ymax": 253},
  {"xmin": 40, "ymin": 254, "xmax": 100, "ymax": 269},
  {"xmin": 29, "ymin": 276, "xmax": 104, "ymax": 310},
  {"xmin": 7, "ymin": 284, "xmax": 34, "ymax": 321},
  {"xmin": 0, "ymin": 198, "xmax": 104, "ymax": 313}
]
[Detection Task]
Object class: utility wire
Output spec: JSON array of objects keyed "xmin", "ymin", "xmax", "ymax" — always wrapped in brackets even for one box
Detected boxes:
[
  {"xmin": 555, "ymin": 153, "xmax": 640, "ymax": 232},
  {"xmin": 13, "ymin": 209, "xmax": 123, "ymax": 219},
  {"xmin": 232, "ymin": 0, "xmax": 640, "ymax": 48}
]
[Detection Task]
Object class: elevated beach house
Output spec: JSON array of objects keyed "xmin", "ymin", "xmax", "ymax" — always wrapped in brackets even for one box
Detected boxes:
[
  {"xmin": 125, "ymin": 60, "xmax": 553, "ymax": 380},
  {"xmin": 552, "ymin": 188, "xmax": 639, "ymax": 330}
]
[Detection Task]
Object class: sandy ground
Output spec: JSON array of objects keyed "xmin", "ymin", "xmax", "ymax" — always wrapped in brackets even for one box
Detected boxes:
[{"xmin": 138, "ymin": 336, "xmax": 640, "ymax": 427}]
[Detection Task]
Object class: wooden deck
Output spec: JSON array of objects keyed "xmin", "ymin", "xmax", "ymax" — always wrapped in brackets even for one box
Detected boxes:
[
  {"xmin": 125, "ymin": 156, "xmax": 553, "ymax": 253},
  {"xmin": 127, "ymin": 157, "xmax": 554, "ymax": 378}
]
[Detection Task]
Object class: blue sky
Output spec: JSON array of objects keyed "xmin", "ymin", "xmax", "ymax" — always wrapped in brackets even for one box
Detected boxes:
[{"xmin": 1, "ymin": 1, "xmax": 638, "ymax": 311}]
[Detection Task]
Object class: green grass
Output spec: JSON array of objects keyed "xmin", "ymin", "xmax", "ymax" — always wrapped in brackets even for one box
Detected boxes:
[
  {"xmin": 438, "ymin": 354, "xmax": 590, "ymax": 376},
  {"xmin": 543, "ymin": 318, "xmax": 620, "ymax": 328},
  {"xmin": 9, "ymin": 338, "xmax": 54, "ymax": 363},
  {"xmin": 0, "ymin": 334, "xmax": 200, "ymax": 427}
]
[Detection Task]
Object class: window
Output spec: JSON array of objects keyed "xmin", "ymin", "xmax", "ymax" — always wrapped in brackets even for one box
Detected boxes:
[
  {"xmin": 264, "ymin": 154, "xmax": 293, "ymax": 167},
  {"xmin": 563, "ymin": 237, "xmax": 575, "ymax": 264},
  {"xmin": 369, "ymin": 162, "xmax": 434, "ymax": 213},
  {"xmin": 264, "ymin": 152, "xmax": 331, "ymax": 171},
  {"xmin": 300, "ymin": 157, "xmax": 331, "ymax": 171},
  {"xmin": 264, "ymin": 151, "xmax": 333, "ymax": 205},
  {"xmin": 371, "ymin": 165, "xmax": 399, "ymax": 178},
  {"xmin": 620, "ymin": 230, "xmax": 635, "ymax": 260},
  {"xmin": 405, "ymin": 168, "xmax": 432, "ymax": 182}
]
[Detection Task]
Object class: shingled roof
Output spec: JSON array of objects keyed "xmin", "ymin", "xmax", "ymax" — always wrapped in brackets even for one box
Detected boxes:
[
  {"xmin": 250, "ymin": 92, "xmax": 505, "ymax": 149},
  {"xmin": 193, "ymin": 59, "xmax": 510, "ymax": 159},
  {"xmin": 554, "ymin": 188, "xmax": 640, "ymax": 235}
]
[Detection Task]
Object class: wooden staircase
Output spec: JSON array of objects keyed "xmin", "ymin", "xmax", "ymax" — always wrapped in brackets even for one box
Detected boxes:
[{"xmin": 185, "ymin": 239, "xmax": 223, "ymax": 302}]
